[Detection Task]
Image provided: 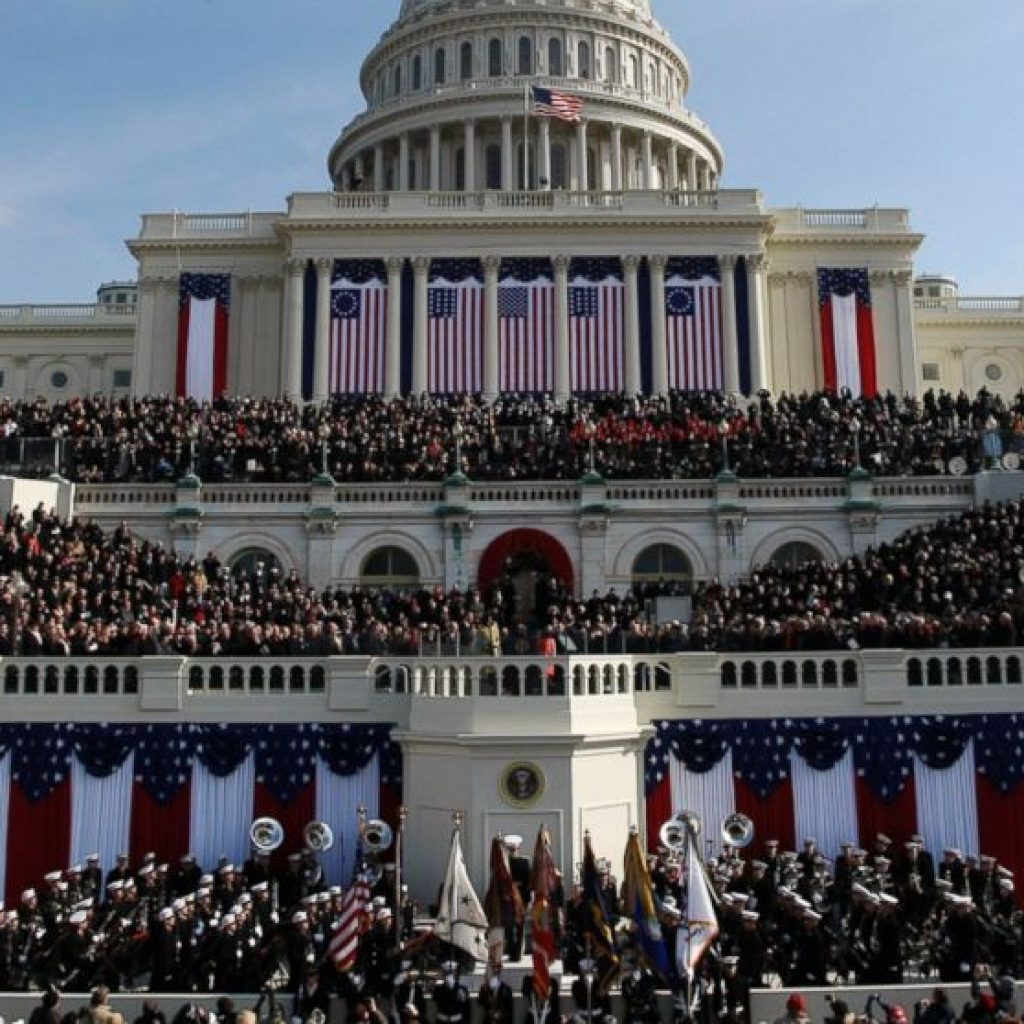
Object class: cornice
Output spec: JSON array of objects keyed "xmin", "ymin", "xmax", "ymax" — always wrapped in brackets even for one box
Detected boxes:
[
  {"xmin": 128, "ymin": 239, "xmax": 285, "ymax": 257},
  {"xmin": 767, "ymin": 233, "xmax": 925, "ymax": 250},
  {"xmin": 0, "ymin": 323, "xmax": 137, "ymax": 339},
  {"xmin": 915, "ymin": 312, "xmax": 1024, "ymax": 329}
]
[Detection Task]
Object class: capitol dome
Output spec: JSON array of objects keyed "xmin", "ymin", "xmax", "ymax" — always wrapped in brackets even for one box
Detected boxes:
[{"xmin": 328, "ymin": 0, "xmax": 722, "ymax": 195}]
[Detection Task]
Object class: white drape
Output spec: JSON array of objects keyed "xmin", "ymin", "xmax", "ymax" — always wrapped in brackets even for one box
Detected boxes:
[
  {"xmin": 914, "ymin": 741, "xmax": 979, "ymax": 858},
  {"xmin": 0, "ymin": 754, "xmax": 10, "ymax": 901},
  {"xmin": 831, "ymin": 291, "xmax": 862, "ymax": 394},
  {"xmin": 669, "ymin": 748, "xmax": 735, "ymax": 856},
  {"xmin": 70, "ymin": 753, "xmax": 134, "ymax": 871},
  {"xmin": 186, "ymin": 296, "xmax": 216, "ymax": 401},
  {"xmin": 790, "ymin": 747, "xmax": 857, "ymax": 861},
  {"xmin": 316, "ymin": 753, "xmax": 380, "ymax": 886},
  {"xmin": 190, "ymin": 754, "xmax": 256, "ymax": 868}
]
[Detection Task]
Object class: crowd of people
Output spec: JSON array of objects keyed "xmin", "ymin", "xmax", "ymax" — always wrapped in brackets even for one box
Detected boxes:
[
  {"xmin": 0, "ymin": 388, "xmax": 1021, "ymax": 485},
  {"xmin": 2, "ymin": 829, "xmax": 1020, "ymax": 1024},
  {"xmin": 1, "ymin": 493, "xmax": 1024, "ymax": 657}
]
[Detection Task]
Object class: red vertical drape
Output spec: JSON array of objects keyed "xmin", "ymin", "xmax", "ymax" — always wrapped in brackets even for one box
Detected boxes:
[
  {"xmin": 855, "ymin": 776, "xmax": 918, "ymax": 848},
  {"xmin": 735, "ymin": 778, "xmax": 796, "ymax": 853},
  {"xmin": 644, "ymin": 777, "xmax": 672, "ymax": 854},
  {"xmin": 212, "ymin": 301, "xmax": 230, "ymax": 397},
  {"xmin": 252, "ymin": 781, "xmax": 316, "ymax": 868},
  {"xmin": 976, "ymin": 776, "xmax": 1024, "ymax": 898},
  {"xmin": 820, "ymin": 296, "xmax": 837, "ymax": 391},
  {"xmin": 856, "ymin": 301, "xmax": 878, "ymax": 397},
  {"xmin": 129, "ymin": 781, "xmax": 192, "ymax": 868},
  {"xmin": 6, "ymin": 778, "xmax": 71, "ymax": 906},
  {"xmin": 175, "ymin": 293, "xmax": 190, "ymax": 398}
]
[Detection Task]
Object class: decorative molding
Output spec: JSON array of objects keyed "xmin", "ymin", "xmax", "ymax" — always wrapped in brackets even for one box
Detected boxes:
[
  {"xmin": 386, "ymin": 256, "xmax": 406, "ymax": 273},
  {"xmin": 316, "ymin": 257, "xmax": 334, "ymax": 276},
  {"xmin": 286, "ymin": 257, "xmax": 307, "ymax": 276}
]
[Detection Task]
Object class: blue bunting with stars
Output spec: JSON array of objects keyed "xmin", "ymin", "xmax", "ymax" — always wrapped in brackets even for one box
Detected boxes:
[
  {"xmin": 646, "ymin": 713, "xmax": 1024, "ymax": 803},
  {"xmin": 0, "ymin": 723, "xmax": 401, "ymax": 805}
]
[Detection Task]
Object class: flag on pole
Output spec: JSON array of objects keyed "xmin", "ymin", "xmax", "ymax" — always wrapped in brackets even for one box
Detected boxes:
[
  {"xmin": 621, "ymin": 829, "xmax": 671, "ymax": 979},
  {"xmin": 678, "ymin": 830, "xmax": 719, "ymax": 976},
  {"xmin": 434, "ymin": 828, "xmax": 491, "ymax": 961},
  {"xmin": 664, "ymin": 257, "xmax": 724, "ymax": 391},
  {"xmin": 581, "ymin": 832, "xmax": 619, "ymax": 989},
  {"xmin": 569, "ymin": 258, "xmax": 624, "ymax": 393},
  {"xmin": 428, "ymin": 260, "xmax": 484, "ymax": 394},
  {"xmin": 818, "ymin": 267, "xmax": 878, "ymax": 397},
  {"xmin": 330, "ymin": 260, "xmax": 387, "ymax": 395},
  {"xmin": 530, "ymin": 85, "xmax": 584, "ymax": 124},
  {"xmin": 530, "ymin": 825, "xmax": 558, "ymax": 1006},
  {"xmin": 327, "ymin": 873, "xmax": 372, "ymax": 969},
  {"xmin": 483, "ymin": 836, "xmax": 524, "ymax": 972},
  {"xmin": 499, "ymin": 259, "xmax": 555, "ymax": 393},
  {"xmin": 176, "ymin": 273, "xmax": 230, "ymax": 400}
]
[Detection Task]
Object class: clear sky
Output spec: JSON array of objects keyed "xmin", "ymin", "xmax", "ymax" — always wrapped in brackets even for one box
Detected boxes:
[{"xmin": 1, "ymin": 0, "xmax": 1022, "ymax": 303}]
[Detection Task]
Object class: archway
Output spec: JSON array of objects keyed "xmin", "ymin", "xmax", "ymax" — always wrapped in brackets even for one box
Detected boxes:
[{"xmin": 477, "ymin": 529, "xmax": 575, "ymax": 620}]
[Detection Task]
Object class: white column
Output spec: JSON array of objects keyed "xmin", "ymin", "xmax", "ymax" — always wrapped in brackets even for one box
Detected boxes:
[
  {"xmin": 700, "ymin": 161, "xmax": 711, "ymax": 191},
  {"xmin": 650, "ymin": 255, "xmax": 669, "ymax": 394},
  {"xmin": 412, "ymin": 257, "xmax": 430, "ymax": 394},
  {"xmin": 610, "ymin": 124, "xmax": 623, "ymax": 191},
  {"xmin": 623, "ymin": 256, "xmax": 641, "ymax": 395},
  {"xmin": 353, "ymin": 155, "xmax": 365, "ymax": 189},
  {"xmin": 667, "ymin": 143, "xmax": 680, "ymax": 190},
  {"xmin": 314, "ymin": 257, "xmax": 333, "ymax": 401},
  {"xmin": 398, "ymin": 134, "xmax": 410, "ymax": 191},
  {"xmin": 87, "ymin": 355, "xmax": 105, "ymax": 394},
  {"xmin": 483, "ymin": 256, "xmax": 500, "ymax": 399},
  {"xmin": 576, "ymin": 120, "xmax": 589, "ymax": 190},
  {"xmin": 429, "ymin": 125, "xmax": 441, "ymax": 192},
  {"xmin": 539, "ymin": 118, "xmax": 552, "ymax": 189},
  {"xmin": 385, "ymin": 257, "xmax": 404, "ymax": 397},
  {"xmin": 501, "ymin": 116, "xmax": 513, "ymax": 190},
  {"xmin": 283, "ymin": 258, "xmax": 306, "ymax": 399},
  {"xmin": 687, "ymin": 151, "xmax": 698, "ymax": 192},
  {"xmin": 464, "ymin": 119, "xmax": 476, "ymax": 191},
  {"xmin": 374, "ymin": 143, "xmax": 385, "ymax": 192},
  {"xmin": 893, "ymin": 270, "xmax": 919, "ymax": 397},
  {"xmin": 642, "ymin": 131, "xmax": 654, "ymax": 190},
  {"xmin": 553, "ymin": 255, "xmax": 571, "ymax": 401},
  {"xmin": 746, "ymin": 254, "xmax": 768, "ymax": 395},
  {"xmin": 719, "ymin": 255, "xmax": 740, "ymax": 395}
]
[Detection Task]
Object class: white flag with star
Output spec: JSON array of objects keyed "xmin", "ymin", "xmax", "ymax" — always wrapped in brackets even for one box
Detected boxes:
[{"xmin": 434, "ymin": 828, "xmax": 490, "ymax": 961}]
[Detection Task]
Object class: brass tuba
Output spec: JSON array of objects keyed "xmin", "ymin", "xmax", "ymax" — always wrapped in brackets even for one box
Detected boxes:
[
  {"xmin": 720, "ymin": 813, "xmax": 755, "ymax": 848},
  {"xmin": 302, "ymin": 821, "xmax": 335, "ymax": 853},
  {"xmin": 659, "ymin": 810, "xmax": 701, "ymax": 851},
  {"xmin": 250, "ymin": 817, "xmax": 285, "ymax": 853},
  {"xmin": 363, "ymin": 818, "xmax": 394, "ymax": 853}
]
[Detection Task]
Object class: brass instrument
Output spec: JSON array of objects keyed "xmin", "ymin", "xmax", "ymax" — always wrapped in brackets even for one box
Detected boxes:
[
  {"xmin": 720, "ymin": 812, "xmax": 755, "ymax": 849},
  {"xmin": 363, "ymin": 818, "xmax": 394, "ymax": 852},
  {"xmin": 302, "ymin": 820, "xmax": 335, "ymax": 853},
  {"xmin": 658, "ymin": 810, "xmax": 701, "ymax": 851},
  {"xmin": 250, "ymin": 817, "xmax": 285, "ymax": 852}
]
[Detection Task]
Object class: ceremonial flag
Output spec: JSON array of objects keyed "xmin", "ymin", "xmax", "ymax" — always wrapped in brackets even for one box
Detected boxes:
[
  {"xmin": 434, "ymin": 828, "xmax": 490, "ymax": 961},
  {"xmin": 328, "ymin": 873, "xmax": 372, "ymax": 969},
  {"xmin": 621, "ymin": 829, "xmax": 670, "ymax": 979},
  {"xmin": 569, "ymin": 258, "xmax": 624, "ymax": 393},
  {"xmin": 428, "ymin": 263, "xmax": 484, "ymax": 394},
  {"xmin": 530, "ymin": 85, "xmax": 584, "ymax": 124},
  {"xmin": 664, "ymin": 258, "xmax": 723, "ymax": 391},
  {"xmin": 498, "ymin": 264, "xmax": 555, "ymax": 393},
  {"xmin": 818, "ymin": 267, "xmax": 878, "ymax": 397},
  {"xmin": 330, "ymin": 261, "xmax": 387, "ymax": 395},
  {"xmin": 483, "ymin": 836, "xmax": 524, "ymax": 970},
  {"xmin": 530, "ymin": 825, "xmax": 558, "ymax": 1005},
  {"xmin": 679, "ymin": 829, "xmax": 719, "ymax": 976},
  {"xmin": 581, "ymin": 832, "xmax": 618, "ymax": 988},
  {"xmin": 176, "ymin": 273, "xmax": 230, "ymax": 400}
]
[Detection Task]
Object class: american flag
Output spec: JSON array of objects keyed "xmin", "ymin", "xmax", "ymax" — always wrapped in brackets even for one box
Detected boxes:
[
  {"xmin": 177, "ymin": 273, "xmax": 231, "ymax": 401},
  {"xmin": 569, "ymin": 259, "xmax": 624, "ymax": 393},
  {"xmin": 328, "ymin": 873, "xmax": 372, "ymax": 969},
  {"xmin": 664, "ymin": 260, "xmax": 723, "ymax": 391},
  {"xmin": 530, "ymin": 85, "xmax": 584, "ymax": 124},
  {"xmin": 330, "ymin": 268, "xmax": 387, "ymax": 395},
  {"xmin": 429, "ymin": 278, "xmax": 484, "ymax": 394},
  {"xmin": 498, "ymin": 273, "xmax": 554, "ymax": 393},
  {"xmin": 818, "ymin": 267, "xmax": 878, "ymax": 397}
]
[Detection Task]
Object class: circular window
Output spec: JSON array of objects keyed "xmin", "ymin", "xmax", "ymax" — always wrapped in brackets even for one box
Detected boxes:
[
  {"xmin": 50, "ymin": 371, "xmax": 69, "ymax": 390},
  {"xmin": 985, "ymin": 363, "xmax": 1003, "ymax": 382},
  {"xmin": 770, "ymin": 541, "xmax": 824, "ymax": 572}
]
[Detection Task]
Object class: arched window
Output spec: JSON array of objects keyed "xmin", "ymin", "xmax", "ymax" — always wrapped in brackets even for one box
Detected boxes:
[
  {"xmin": 488, "ymin": 37, "xmax": 503, "ymax": 76},
  {"xmin": 632, "ymin": 544, "xmax": 693, "ymax": 589},
  {"xmin": 578, "ymin": 40, "xmax": 591, "ymax": 79},
  {"xmin": 627, "ymin": 54, "xmax": 638, "ymax": 88},
  {"xmin": 605, "ymin": 45, "xmax": 617, "ymax": 83},
  {"xmin": 412, "ymin": 54, "xmax": 422, "ymax": 91},
  {"xmin": 230, "ymin": 547, "xmax": 283, "ymax": 580},
  {"xmin": 548, "ymin": 38, "xmax": 563, "ymax": 76},
  {"xmin": 434, "ymin": 47, "xmax": 446, "ymax": 85},
  {"xmin": 769, "ymin": 541, "xmax": 825, "ymax": 572},
  {"xmin": 551, "ymin": 143, "xmax": 567, "ymax": 190},
  {"xmin": 361, "ymin": 547, "xmax": 420, "ymax": 588},
  {"xmin": 518, "ymin": 36, "xmax": 533, "ymax": 75},
  {"xmin": 460, "ymin": 41, "xmax": 473, "ymax": 80},
  {"xmin": 392, "ymin": 64, "xmax": 402, "ymax": 96},
  {"xmin": 485, "ymin": 144, "xmax": 502, "ymax": 189}
]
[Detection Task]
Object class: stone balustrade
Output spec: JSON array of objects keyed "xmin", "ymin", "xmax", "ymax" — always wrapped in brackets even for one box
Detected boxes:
[
  {"xmin": 915, "ymin": 295, "xmax": 1024, "ymax": 315},
  {"xmin": 0, "ymin": 303, "xmax": 136, "ymax": 325}
]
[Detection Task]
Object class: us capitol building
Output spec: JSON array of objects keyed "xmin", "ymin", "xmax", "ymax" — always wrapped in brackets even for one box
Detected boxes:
[{"xmin": 0, "ymin": 0, "xmax": 1022, "ymax": 900}]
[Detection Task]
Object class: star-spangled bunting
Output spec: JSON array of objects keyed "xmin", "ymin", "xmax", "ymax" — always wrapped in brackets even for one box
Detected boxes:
[
  {"xmin": 818, "ymin": 267, "xmax": 872, "ymax": 309},
  {"xmin": 646, "ymin": 714, "xmax": 1024, "ymax": 803}
]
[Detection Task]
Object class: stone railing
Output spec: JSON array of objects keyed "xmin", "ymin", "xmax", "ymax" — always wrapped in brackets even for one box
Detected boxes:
[
  {"xmin": 915, "ymin": 295, "xmax": 1024, "ymax": 315},
  {"xmin": 773, "ymin": 207, "xmax": 912, "ymax": 234},
  {"xmin": 137, "ymin": 211, "xmax": 282, "ymax": 242},
  {"xmin": 0, "ymin": 303, "xmax": 136, "ymax": 325},
  {"xmin": 0, "ymin": 648, "xmax": 1021, "ymax": 724}
]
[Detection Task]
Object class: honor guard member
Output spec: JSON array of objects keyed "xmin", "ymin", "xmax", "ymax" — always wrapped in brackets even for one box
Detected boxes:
[
  {"xmin": 477, "ymin": 968, "xmax": 515, "ymax": 1024},
  {"xmin": 149, "ymin": 907, "xmax": 183, "ymax": 992},
  {"xmin": 175, "ymin": 855, "xmax": 203, "ymax": 898},
  {"xmin": 362, "ymin": 904, "xmax": 395, "ymax": 999},
  {"xmin": 571, "ymin": 959, "xmax": 611, "ymax": 1024},
  {"xmin": 505, "ymin": 836, "xmax": 531, "ymax": 960},
  {"xmin": 292, "ymin": 966, "xmax": 331, "ymax": 1024},
  {"xmin": 286, "ymin": 911, "xmax": 316, "ymax": 992},
  {"xmin": 718, "ymin": 955, "xmax": 751, "ymax": 1023},
  {"xmin": 621, "ymin": 960, "xmax": 660, "ymax": 1024},
  {"xmin": 522, "ymin": 973, "xmax": 561, "ymax": 1024},
  {"xmin": 391, "ymin": 960, "xmax": 428, "ymax": 1024},
  {"xmin": 82, "ymin": 856, "xmax": 104, "ymax": 901},
  {"xmin": 105, "ymin": 854, "xmax": 131, "ymax": 889},
  {"xmin": 433, "ymin": 960, "xmax": 471, "ymax": 1024}
]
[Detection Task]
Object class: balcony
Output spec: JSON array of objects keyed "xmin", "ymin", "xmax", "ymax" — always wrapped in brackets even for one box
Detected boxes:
[
  {"xmin": 915, "ymin": 295, "xmax": 1024, "ymax": 316},
  {"xmin": 0, "ymin": 303, "xmax": 137, "ymax": 327}
]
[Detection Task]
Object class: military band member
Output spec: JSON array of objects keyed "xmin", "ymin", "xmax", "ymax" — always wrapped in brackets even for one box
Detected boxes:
[{"xmin": 432, "ymin": 960, "xmax": 471, "ymax": 1024}]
